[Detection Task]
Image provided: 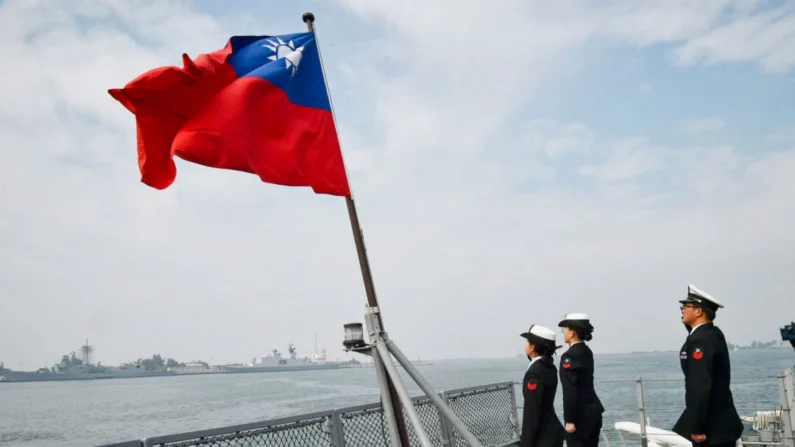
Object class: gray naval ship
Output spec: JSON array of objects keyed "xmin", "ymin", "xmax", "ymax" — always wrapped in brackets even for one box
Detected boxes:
[
  {"xmin": 0, "ymin": 341, "xmax": 176, "ymax": 383},
  {"xmin": 0, "ymin": 341, "xmax": 344, "ymax": 383},
  {"xmin": 222, "ymin": 343, "xmax": 341, "ymax": 373}
]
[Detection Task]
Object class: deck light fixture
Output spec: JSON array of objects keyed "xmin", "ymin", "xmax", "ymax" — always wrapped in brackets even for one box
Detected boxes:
[{"xmin": 343, "ymin": 323, "xmax": 366, "ymax": 350}]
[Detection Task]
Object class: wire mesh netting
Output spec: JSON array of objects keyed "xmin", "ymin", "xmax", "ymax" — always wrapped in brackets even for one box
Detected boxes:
[
  {"xmin": 111, "ymin": 382, "xmax": 519, "ymax": 447},
  {"xmin": 339, "ymin": 397, "xmax": 448, "ymax": 446},
  {"xmin": 151, "ymin": 416, "xmax": 333, "ymax": 447},
  {"xmin": 338, "ymin": 405, "xmax": 391, "ymax": 446},
  {"xmin": 447, "ymin": 385, "xmax": 519, "ymax": 447},
  {"xmin": 154, "ymin": 417, "xmax": 332, "ymax": 447},
  {"xmin": 340, "ymin": 386, "xmax": 518, "ymax": 446},
  {"xmin": 403, "ymin": 398, "xmax": 447, "ymax": 446}
]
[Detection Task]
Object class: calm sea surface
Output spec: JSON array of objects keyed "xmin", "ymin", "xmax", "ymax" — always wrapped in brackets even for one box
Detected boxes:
[{"xmin": 1, "ymin": 349, "xmax": 793, "ymax": 446}]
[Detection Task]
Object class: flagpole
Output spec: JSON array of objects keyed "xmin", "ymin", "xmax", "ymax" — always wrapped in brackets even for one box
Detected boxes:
[{"xmin": 303, "ymin": 12, "xmax": 412, "ymax": 447}]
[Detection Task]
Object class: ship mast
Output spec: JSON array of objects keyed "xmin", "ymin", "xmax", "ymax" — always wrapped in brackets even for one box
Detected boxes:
[{"xmin": 79, "ymin": 339, "xmax": 94, "ymax": 366}]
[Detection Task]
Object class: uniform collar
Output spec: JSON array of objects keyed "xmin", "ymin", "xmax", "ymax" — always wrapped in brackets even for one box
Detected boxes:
[
  {"xmin": 527, "ymin": 355, "xmax": 542, "ymax": 371},
  {"xmin": 689, "ymin": 322, "xmax": 709, "ymax": 336},
  {"xmin": 569, "ymin": 341, "xmax": 584, "ymax": 346}
]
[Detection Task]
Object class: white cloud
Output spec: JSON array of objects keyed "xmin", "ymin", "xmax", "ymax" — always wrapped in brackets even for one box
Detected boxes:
[
  {"xmin": 1, "ymin": 0, "xmax": 794, "ymax": 372},
  {"xmin": 575, "ymin": 138, "xmax": 744, "ymax": 196},
  {"xmin": 331, "ymin": 0, "xmax": 795, "ymax": 355},
  {"xmin": 519, "ymin": 120, "xmax": 594, "ymax": 160},
  {"xmin": 768, "ymin": 125, "xmax": 795, "ymax": 142},
  {"xmin": 681, "ymin": 117, "xmax": 727, "ymax": 132},
  {"xmin": 672, "ymin": 2, "xmax": 795, "ymax": 73},
  {"xmin": 577, "ymin": 138, "xmax": 666, "ymax": 181}
]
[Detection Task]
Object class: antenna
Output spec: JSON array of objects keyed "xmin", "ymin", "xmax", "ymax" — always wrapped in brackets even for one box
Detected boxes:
[{"xmin": 79, "ymin": 339, "xmax": 94, "ymax": 366}]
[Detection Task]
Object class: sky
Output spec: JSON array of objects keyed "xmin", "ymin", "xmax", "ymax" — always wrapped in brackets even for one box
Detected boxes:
[{"xmin": 1, "ymin": 0, "xmax": 794, "ymax": 369}]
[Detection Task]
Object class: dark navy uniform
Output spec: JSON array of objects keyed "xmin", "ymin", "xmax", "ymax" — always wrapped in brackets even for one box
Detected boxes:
[
  {"xmin": 672, "ymin": 285, "xmax": 743, "ymax": 447},
  {"xmin": 557, "ymin": 313, "xmax": 604, "ymax": 447},
  {"xmin": 520, "ymin": 325, "xmax": 567, "ymax": 447},
  {"xmin": 559, "ymin": 342, "xmax": 605, "ymax": 447}
]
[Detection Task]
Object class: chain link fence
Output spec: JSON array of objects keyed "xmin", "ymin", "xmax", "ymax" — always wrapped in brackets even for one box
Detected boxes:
[
  {"xmin": 151, "ymin": 416, "xmax": 332, "ymax": 447},
  {"xmin": 337, "ymin": 397, "xmax": 449, "ymax": 446},
  {"xmin": 446, "ymin": 384, "xmax": 519, "ymax": 446},
  {"xmin": 100, "ymin": 381, "xmax": 520, "ymax": 447}
]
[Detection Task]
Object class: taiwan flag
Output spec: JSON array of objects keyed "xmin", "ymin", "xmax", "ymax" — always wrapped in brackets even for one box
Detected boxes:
[{"xmin": 109, "ymin": 32, "xmax": 351, "ymax": 197}]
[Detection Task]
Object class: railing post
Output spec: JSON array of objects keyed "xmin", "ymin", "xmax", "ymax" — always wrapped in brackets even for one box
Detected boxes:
[
  {"xmin": 636, "ymin": 377, "xmax": 648, "ymax": 447},
  {"xmin": 779, "ymin": 368, "xmax": 795, "ymax": 447},
  {"xmin": 330, "ymin": 410, "xmax": 346, "ymax": 447},
  {"xmin": 507, "ymin": 382, "xmax": 521, "ymax": 441},
  {"xmin": 437, "ymin": 391, "xmax": 457, "ymax": 447},
  {"xmin": 790, "ymin": 366, "xmax": 795, "ymax": 433}
]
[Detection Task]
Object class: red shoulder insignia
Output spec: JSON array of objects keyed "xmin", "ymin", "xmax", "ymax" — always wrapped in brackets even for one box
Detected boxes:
[
  {"xmin": 562, "ymin": 357, "xmax": 571, "ymax": 369},
  {"xmin": 692, "ymin": 347, "xmax": 704, "ymax": 360},
  {"xmin": 527, "ymin": 382, "xmax": 538, "ymax": 391}
]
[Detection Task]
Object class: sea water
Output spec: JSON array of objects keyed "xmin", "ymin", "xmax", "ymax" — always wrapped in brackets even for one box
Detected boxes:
[{"xmin": 0, "ymin": 349, "xmax": 792, "ymax": 446}]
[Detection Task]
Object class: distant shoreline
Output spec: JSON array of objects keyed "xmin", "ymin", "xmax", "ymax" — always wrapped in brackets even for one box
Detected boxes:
[
  {"xmin": 619, "ymin": 346, "xmax": 791, "ymax": 356},
  {"xmin": 438, "ymin": 346, "xmax": 794, "ymax": 363}
]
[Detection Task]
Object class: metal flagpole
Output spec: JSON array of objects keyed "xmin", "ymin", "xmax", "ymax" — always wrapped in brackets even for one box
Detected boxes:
[
  {"xmin": 371, "ymin": 345, "xmax": 402, "ymax": 447},
  {"xmin": 375, "ymin": 340, "xmax": 435, "ymax": 447},
  {"xmin": 302, "ymin": 12, "xmax": 412, "ymax": 447},
  {"xmin": 363, "ymin": 305, "xmax": 401, "ymax": 447},
  {"xmin": 387, "ymin": 340, "xmax": 485, "ymax": 447}
]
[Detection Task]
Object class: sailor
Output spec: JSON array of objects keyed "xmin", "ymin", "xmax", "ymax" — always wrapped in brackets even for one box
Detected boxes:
[
  {"xmin": 557, "ymin": 313, "xmax": 605, "ymax": 447},
  {"xmin": 519, "ymin": 324, "xmax": 567, "ymax": 447},
  {"xmin": 672, "ymin": 285, "xmax": 744, "ymax": 447}
]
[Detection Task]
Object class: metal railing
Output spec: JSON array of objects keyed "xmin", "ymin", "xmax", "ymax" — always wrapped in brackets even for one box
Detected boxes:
[
  {"xmin": 513, "ymin": 366, "xmax": 795, "ymax": 447},
  {"xmin": 99, "ymin": 381, "xmax": 520, "ymax": 447},
  {"xmin": 100, "ymin": 366, "xmax": 795, "ymax": 447}
]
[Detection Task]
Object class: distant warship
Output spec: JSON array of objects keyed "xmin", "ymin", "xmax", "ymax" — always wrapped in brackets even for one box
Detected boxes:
[
  {"xmin": 221, "ymin": 342, "xmax": 340, "ymax": 373},
  {"xmin": 0, "ymin": 340, "xmax": 176, "ymax": 383},
  {"xmin": 0, "ymin": 339, "xmax": 345, "ymax": 383}
]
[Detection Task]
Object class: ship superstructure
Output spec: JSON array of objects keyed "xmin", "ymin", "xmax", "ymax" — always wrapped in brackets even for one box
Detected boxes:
[
  {"xmin": 223, "ymin": 342, "xmax": 340, "ymax": 373},
  {"xmin": 0, "ymin": 340, "xmax": 176, "ymax": 383}
]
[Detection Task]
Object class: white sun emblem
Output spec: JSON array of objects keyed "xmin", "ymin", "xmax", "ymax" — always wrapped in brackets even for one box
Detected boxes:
[{"xmin": 262, "ymin": 37, "xmax": 304, "ymax": 76}]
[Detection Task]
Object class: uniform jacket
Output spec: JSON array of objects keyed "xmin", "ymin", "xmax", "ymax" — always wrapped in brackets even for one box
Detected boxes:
[
  {"xmin": 559, "ymin": 342, "xmax": 605, "ymax": 436},
  {"xmin": 521, "ymin": 356, "xmax": 567, "ymax": 447},
  {"xmin": 672, "ymin": 322, "xmax": 744, "ymax": 444}
]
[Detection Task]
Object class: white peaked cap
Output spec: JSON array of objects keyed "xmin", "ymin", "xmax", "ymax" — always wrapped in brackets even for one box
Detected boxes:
[
  {"xmin": 521, "ymin": 324, "xmax": 557, "ymax": 344},
  {"xmin": 529, "ymin": 325, "xmax": 556, "ymax": 342},
  {"xmin": 558, "ymin": 313, "xmax": 593, "ymax": 329},
  {"xmin": 683, "ymin": 284, "xmax": 725, "ymax": 309}
]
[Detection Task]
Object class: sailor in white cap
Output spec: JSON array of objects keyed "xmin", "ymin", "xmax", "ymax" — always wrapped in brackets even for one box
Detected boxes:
[
  {"xmin": 519, "ymin": 324, "xmax": 567, "ymax": 447},
  {"xmin": 672, "ymin": 285, "xmax": 743, "ymax": 447},
  {"xmin": 557, "ymin": 313, "xmax": 605, "ymax": 447}
]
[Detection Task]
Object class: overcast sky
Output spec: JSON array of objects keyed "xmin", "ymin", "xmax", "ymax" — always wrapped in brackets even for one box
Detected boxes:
[{"xmin": 1, "ymin": 0, "xmax": 794, "ymax": 369}]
